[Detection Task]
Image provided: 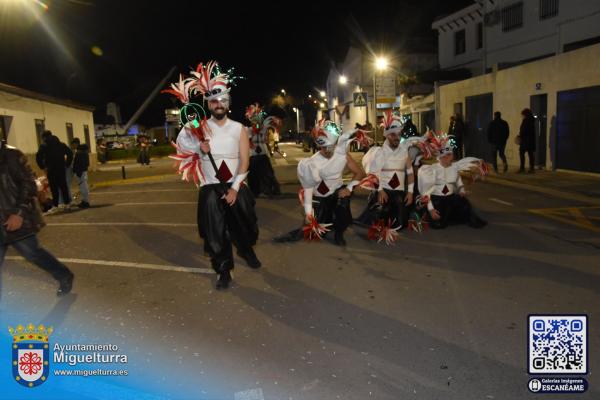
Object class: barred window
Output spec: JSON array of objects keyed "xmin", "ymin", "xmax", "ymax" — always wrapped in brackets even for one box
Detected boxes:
[
  {"xmin": 540, "ymin": 0, "xmax": 559, "ymax": 20},
  {"xmin": 455, "ymin": 29, "xmax": 466, "ymax": 55},
  {"xmin": 502, "ymin": 2, "xmax": 523, "ymax": 32}
]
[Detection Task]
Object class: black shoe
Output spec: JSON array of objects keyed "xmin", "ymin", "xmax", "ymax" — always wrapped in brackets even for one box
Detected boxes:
[
  {"xmin": 57, "ymin": 273, "xmax": 74, "ymax": 296},
  {"xmin": 216, "ymin": 271, "xmax": 232, "ymax": 290},
  {"xmin": 334, "ymin": 231, "xmax": 346, "ymax": 246},
  {"xmin": 78, "ymin": 201, "xmax": 90, "ymax": 209},
  {"xmin": 273, "ymin": 229, "xmax": 303, "ymax": 243},
  {"xmin": 238, "ymin": 249, "xmax": 261, "ymax": 269}
]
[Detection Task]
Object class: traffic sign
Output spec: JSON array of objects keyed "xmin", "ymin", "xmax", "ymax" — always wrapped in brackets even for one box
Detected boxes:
[{"xmin": 353, "ymin": 92, "xmax": 368, "ymax": 107}]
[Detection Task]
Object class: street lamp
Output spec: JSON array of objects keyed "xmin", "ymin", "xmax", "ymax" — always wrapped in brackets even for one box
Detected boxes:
[
  {"xmin": 308, "ymin": 94, "xmax": 312, "ymax": 99},
  {"xmin": 373, "ymin": 55, "xmax": 389, "ymax": 145},
  {"xmin": 338, "ymin": 75, "xmax": 348, "ymax": 85},
  {"xmin": 319, "ymin": 90, "xmax": 326, "ymax": 98},
  {"xmin": 281, "ymin": 89, "xmax": 286, "ymax": 95},
  {"xmin": 292, "ymin": 107, "xmax": 300, "ymax": 134}
]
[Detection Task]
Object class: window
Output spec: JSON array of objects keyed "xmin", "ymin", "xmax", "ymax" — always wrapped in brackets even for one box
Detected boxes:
[
  {"xmin": 66, "ymin": 122, "xmax": 74, "ymax": 144},
  {"xmin": 476, "ymin": 23, "xmax": 483, "ymax": 49},
  {"xmin": 83, "ymin": 124, "xmax": 91, "ymax": 148},
  {"xmin": 454, "ymin": 29, "xmax": 466, "ymax": 55},
  {"xmin": 540, "ymin": 0, "xmax": 559, "ymax": 20},
  {"xmin": 35, "ymin": 119, "xmax": 45, "ymax": 146},
  {"xmin": 502, "ymin": 2, "xmax": 523, "ymax": 32},
  {"xmin": 0, "ymin": 115, "xmax": 13, "ymax": 142}
]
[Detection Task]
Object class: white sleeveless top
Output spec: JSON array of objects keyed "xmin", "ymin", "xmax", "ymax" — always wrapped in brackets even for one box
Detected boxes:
[
  {"xmin": 249, "ymin": 126, "xmax": 269, "ymax": 157},
  {"xmin": 298, "ymin": 151, "xmax": 346, "ymax": 197},
  {"xmin": 201, "ymin": 118, "xmax": 243, "ymax": 186},
  {"xmin": 379, "ymin": 142, "xmax": 409, "ymax": 191}
]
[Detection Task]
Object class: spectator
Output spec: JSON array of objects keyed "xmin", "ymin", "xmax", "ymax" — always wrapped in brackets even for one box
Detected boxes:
[
  {"xmin": 72, "ymin": 138, "xmax": 90, "ymax": 209},
  {"xmin": 97, "ymin": 138, "xmax": 107, "ymax": 164},
  {"xmin": 137, "ymin": 135, "xmax": 151, "ymax": 165},
  {"xmin": 517, "ymin": 108, "xmax": 536, "ymax": 173},
  {"xmin": 36, "ymin": 131, "xmax": 73, "ymax": 214},
  {"xmin": 487, "ymin": 111, "xmax": 510, "ymax": 173},
  {"xmin": 0, "ymin": 140, "xmax": 74, "ymax": 296}
]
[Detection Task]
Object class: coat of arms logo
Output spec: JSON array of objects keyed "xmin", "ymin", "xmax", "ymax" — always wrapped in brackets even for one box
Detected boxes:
[{"xmin": 8, "ymin": 323, "xmax": 53, "ymax": 388}]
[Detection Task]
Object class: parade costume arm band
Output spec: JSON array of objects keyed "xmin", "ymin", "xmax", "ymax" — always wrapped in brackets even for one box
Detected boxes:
[
  {"xmin": 407, "ymin": 182, "xmax": 414, "ymax": 193},
  {"xmin": 457, "ymin": 175, "xmax": 465, "ymax": 194},
  {"xmin": 231, "ymin": 171, "xmax": 249, "ymax": 192},
  {"xmin": 346, "ymin": 180, "xmax": 360, "ymax": 192},
  {"xmin": 303, "ymin": 188, "xmax": 314, "ymax": 216}
]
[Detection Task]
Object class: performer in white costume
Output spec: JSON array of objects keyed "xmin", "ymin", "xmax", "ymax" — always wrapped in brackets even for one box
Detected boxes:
[
  {"xmin": 245, "ymin": 103, "xmax": 282, "ymax": 197},
  {"xmin": 418, "ymin": 132, "xmax": 488, "ymax": 229},
  {"xmin": 166, "ymin": 61, "xmax": 260, "ymax": 290},
  {"xmin": 356, "ymin": 111, "xmax": 417, "ymax": 241},
  {"xmin": 273, "ymin": 120, "xmax": 366, "ymax": 246}
]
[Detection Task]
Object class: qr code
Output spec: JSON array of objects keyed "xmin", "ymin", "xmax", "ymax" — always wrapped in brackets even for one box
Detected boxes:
[{"xmin": 528, "ymin": 315, "xmax": 587, "ymax": 374}]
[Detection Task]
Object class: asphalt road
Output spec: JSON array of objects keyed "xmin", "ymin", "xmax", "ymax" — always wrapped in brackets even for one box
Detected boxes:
[{"xmin": 1, "ymin": 143, "xmax": 599, "ymax": 399}]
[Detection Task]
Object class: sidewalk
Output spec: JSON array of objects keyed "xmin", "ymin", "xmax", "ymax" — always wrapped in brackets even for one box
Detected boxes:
[{"xmin": 486, "ymin": 169, "xmax": 600, "ymax": 205}]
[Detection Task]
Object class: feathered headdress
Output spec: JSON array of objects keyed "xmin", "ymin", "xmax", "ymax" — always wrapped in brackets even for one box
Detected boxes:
[
  {"xmin": 418, "ymin": 131, "xmax": 456, "ymax": 159},
  {"xmin": 190, "ymin": 61, "xmax": 232, "ymax": 101},
  {"xmin": 380, "ymin": 110, "xmax": 403, "ymax": 136},
  {"xmin": 311, "ymin": 119, "xmax": 341, "ymax": 147}
]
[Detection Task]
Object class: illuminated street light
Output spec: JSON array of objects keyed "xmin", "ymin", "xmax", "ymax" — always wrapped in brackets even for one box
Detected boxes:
[
  {"xmin": 281, "ymin": 89, "xmax": 286, "ymax": 95},
  {"xmin": 319, "ymin": 91, "xmax": 326, "ymax": 98},
  {"xmin": 308, "ymin": 94, "xmax": 312, "ymax": 98},
  {"xmin": 375, "ymin": 57, "xmax": 389, "ymax": 71},
  {"xmin": 319, "ymin": 102, "xmax": 325, "ymax": 108},
  {"xmin": 339, "ymin": 75, "xmax": 348, "ymax": 85}
]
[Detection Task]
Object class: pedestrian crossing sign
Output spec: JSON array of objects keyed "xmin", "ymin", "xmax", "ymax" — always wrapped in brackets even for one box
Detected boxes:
[{"xmin": 353, "ymin": 92, "xmax": 368, "ymax": 107}]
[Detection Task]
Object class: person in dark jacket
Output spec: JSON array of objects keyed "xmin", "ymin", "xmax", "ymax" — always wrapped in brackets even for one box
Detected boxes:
[
  {"xmin": 487, "ymin": 111, "xmax": 510, "ymax": 173},
  {"xmin": 71, "ymin": 138, "xmax": 90, "ymax": 208},
  {"xmin": 518, "ymin": 108, "xmax": 536, "ymax": 173},
  {"xmin": 448, "ymin": 114, "xmax": 465, "ymax": 159},
  {"xmin": 0, "ymin": 141, "xmax": 74, "ymax": 296},
  {"xmin": 36, "ymin": 132, "xmax": 73, "ymax": 212}
]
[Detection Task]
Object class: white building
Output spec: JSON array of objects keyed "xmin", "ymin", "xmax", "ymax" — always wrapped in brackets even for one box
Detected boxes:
[
  {"xmin": 432, "ymin": 0, "xmax": 600, "ymax": 75},
  {"xmin": 0, "ymin": 82, "xmax": 96, "ymax": 171}
]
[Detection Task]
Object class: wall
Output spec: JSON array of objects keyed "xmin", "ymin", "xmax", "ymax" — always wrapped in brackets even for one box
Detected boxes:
[
  {"xmin": 436, "ymin": 42, "xmax": 600, "ymax": 170},
  {"xmin": 0, "ymin": 90, "xmax": 97, "ymax": 171}
]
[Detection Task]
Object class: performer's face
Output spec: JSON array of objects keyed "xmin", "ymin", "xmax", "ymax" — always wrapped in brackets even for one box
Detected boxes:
[
  {"xmin": 439, "ymin": 152, "xmax": 454, "ymax": 166},
  {"xmin": 319, "ymin": 145, "xmax": 334, "ymax": 158},
  {"xmin": 208, "ymin": 96, "xmax": 230, "ymax": 120},
  {"xmin": 387, "ymin": 132, "xmax": 400, "ymax": 149}
]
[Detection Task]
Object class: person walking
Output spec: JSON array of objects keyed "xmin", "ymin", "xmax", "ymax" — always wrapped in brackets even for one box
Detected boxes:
[
  {"xmin": 487, "ymin": 111, "xmax": 509, "ymax": 173},
  {"xmin": 517, "ymin": 108, "xmax": 536, "ymax": 173},
  {"xmin": 0, "ymin": 140, "xmax": 74, "ymax": 296},
  {"xmin": 72, "ymin": 138, "xmax": 91, "ymax": 208},
  {"xmin": 36, "ymin": 131, "xmax": 73, "ymax": 214}
]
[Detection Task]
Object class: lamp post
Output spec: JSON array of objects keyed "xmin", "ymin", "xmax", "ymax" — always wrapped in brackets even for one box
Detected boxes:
[
  {"xmin": 293, "ymin": 107, "xmax": 300, "ymax": 134},
  {"xmin": 373, "ymin": 56, "xmax": 389, "ymax": 145}
]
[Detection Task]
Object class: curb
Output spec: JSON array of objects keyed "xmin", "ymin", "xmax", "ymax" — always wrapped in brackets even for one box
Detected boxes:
[{"xmin": 90, "ymin": 174, "xmax": 176, "ymax": 189}]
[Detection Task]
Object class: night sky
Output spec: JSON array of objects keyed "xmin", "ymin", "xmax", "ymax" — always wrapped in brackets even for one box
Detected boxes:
[{"xmin": 0, "ymin": 0, "xmax": 471, "ymax": 127}]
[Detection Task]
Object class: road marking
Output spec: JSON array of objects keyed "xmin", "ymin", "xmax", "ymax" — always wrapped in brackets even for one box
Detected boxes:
[
  {"xmin": 92, "ymin": 189, "xmax": 197, "ymax": 195},
  {"xmin": 47, "ymin": 222, "xmax": 196, "ymax": 227},
  {"xmin": 489, "ymin": 198, "xmax": 514, "ymax": 206},
  {"xmin": 5, "ymin": 256, "xmax": 213, "ymax": 275},
  {"xmin": 529, "ymin": 206, "xmax": 600, "ymax": 233},
  {"xmin": 113, "ymin": 202, "xmax": 196, "ymax": 206}
]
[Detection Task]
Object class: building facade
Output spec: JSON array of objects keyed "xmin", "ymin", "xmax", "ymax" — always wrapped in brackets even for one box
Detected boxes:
[
  {"xmin": 435, "ymin": 43, "xmax": 600, "ymax": 173},
  {"xmin": 0, "ymin": 82, "xmax": 96, "ymax": 171},
  {"xmin": 432, "ymin": 0, "xmax": 600, "ymax": 75}
]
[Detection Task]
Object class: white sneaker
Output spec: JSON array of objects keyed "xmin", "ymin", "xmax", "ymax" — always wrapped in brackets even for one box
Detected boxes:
[{"xmin": 44, "ymin": 207, "xmax": 60, "ymax": 216}]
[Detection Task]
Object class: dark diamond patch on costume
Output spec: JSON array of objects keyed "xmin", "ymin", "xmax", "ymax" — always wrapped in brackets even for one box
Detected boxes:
[
  {"xmin": 442, "ymin": 185, "xmax": 449, "ymax": 195},
  {"xmin": 388, "ymin": 173, "xmax": 400, "ymax": 189},
  {"xmin": 317, "ymin": 181, "xmax": 329, "ymax": 195},
  {"xmin": 217, "ymin": 161, "xmax": 233, "ymax": 182},
  {"xmin": 256, "ymin": 146, "xmax": 262, "ymax": 154}
]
